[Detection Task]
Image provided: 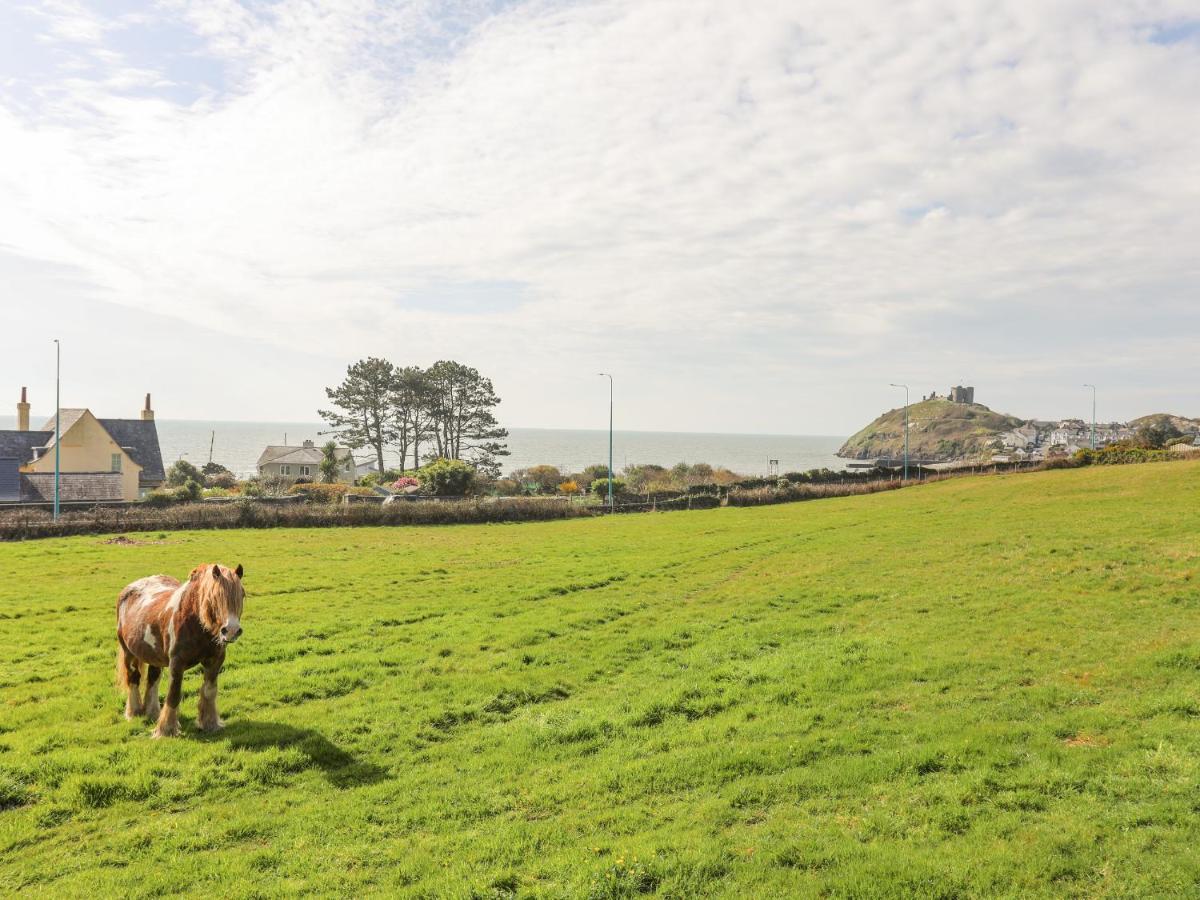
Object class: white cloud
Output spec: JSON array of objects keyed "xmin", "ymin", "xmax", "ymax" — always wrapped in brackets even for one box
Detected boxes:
[{"xmin": 1, "ymin": 0, "xmax": 1198, "ymax": 431}]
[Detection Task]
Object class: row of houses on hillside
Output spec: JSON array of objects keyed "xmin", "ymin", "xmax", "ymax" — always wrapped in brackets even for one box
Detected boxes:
[
  {"xmin": 0, "ymin": 388, "xmax": 165, "ymax": 503},
  {"xmin": 995, "ymin": 419, "xmax": 1147, "ymax": 459}
]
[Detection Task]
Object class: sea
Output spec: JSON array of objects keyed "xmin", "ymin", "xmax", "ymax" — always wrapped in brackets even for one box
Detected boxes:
[{"xmin": 0, "ymin": 416, "xmax": 848, "ymax": 479}]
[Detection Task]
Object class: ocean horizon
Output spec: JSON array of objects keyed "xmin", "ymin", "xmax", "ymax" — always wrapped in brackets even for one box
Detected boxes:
[{"xmin": 0, "ymin": 415, "xmax": 849, "ymax": 479}]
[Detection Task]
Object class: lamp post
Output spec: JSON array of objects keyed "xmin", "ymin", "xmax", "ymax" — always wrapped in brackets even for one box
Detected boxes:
[
  {"xmin": 890, "ymin": 383, "xmax": 909, "ymax": 481},
  {"xmin": 1084, "ymin": 384, "xmax": 1096, "ymax": 450},
  {"xmin": 53, "ymin": 339, "xmax": 61, "ymax": 520},
  {"xmin": 598, "ymin": 373, "xmax": 613, "ymax": 512}
]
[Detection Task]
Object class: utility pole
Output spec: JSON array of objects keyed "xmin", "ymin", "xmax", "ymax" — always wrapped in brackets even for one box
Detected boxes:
[
  {"xmin": 53, "ymin": 339, "xmax": 61, "ymax": 520},
  {"xmin": 890, "ymin": 383, "xmax": 910, "ymax": 481},
  {"xmin": 598, "ymin": 373, "xmax": 614, "ymax": 512},
  {"xmin": 1084, "ymin": 384, "xmax": 1096, "ymax": 450}
]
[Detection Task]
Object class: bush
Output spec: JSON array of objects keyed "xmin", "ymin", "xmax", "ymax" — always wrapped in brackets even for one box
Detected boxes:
[
  {"xmin": 141, "ymin": 478, "xmax": 202, "ymax": 505},
  {"xmin": 287, "ymin": 483, "xmax": 374, "ymax": 504},
  {"xmin": 166, "ymin": 459, "xmax": 202, "ymax": 487},
  {"xmin": 358, "ymin": 468, "xmax": 408, "ymax": 488},
  {"xmin": 201, "ymin": 462, "xmax": 231, "ymax": 476},
  {"xmin": 204, "ymin": 472, "xmax": 238, "ymax": 489},
  {"xmin": 557, "ymin": 480, "xmax": 580, "ymax": 496},
  {"xmin": 590, "ymin": 477, "xmax": 627, "ymax": 497},
  {"xmin": 1073, "ymin": 444, "xmax": 1170, "ymax": 466},
  {"xmin": 418, "ymin": 459, "xmax": 477, "ymax": 496},
  {"xmin": 391, "ymin": 476, "xmax": 420, "ymax": 490}
]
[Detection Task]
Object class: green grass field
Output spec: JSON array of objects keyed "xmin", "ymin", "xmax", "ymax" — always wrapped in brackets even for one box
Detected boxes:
[{"xmin": 2, "ymin": 461, "xmax": 1200, "ymax": 897}]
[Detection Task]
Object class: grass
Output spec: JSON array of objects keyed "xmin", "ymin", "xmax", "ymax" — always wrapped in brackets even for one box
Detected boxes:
[{"xmin": 2, "ymin": 461, "xmax": 1200, "ymax": 897}]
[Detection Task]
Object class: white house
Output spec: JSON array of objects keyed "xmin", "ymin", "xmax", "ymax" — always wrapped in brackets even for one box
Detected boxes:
[{"xmin": 257, "ymin": 440, "xmax": 356, "ymax": 483}]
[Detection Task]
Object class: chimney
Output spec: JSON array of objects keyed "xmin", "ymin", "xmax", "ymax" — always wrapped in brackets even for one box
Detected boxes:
[
  {"xmin": 141, "ymin": 393, "xmax": 154, "ymax": 422},
  {"xmin": 302, "ymin": 439, "xmax": 314, "ymax": 448},
  {"xmin": 17, "ymin": 387, "xmax": 30, "ymax": 432}
]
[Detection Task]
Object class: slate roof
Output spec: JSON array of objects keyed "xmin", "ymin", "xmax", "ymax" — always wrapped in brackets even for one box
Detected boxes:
[
  {"xmin": 258, "ymin": 444, "xmax": 354, "ymax": 467},
  {"xmin": 20, "ymin": 472, "xmax": 124, "ymax": 503},
  {"xmin": 0, "ymin": 411, "xmax": 164, "ymax": 489},
  {"xmin": 0, "ymin": 430, "xmax": 53, "ymax": 464},
  {"xmin": 99, "ymin": 418, "xmax": 165, "ymax": 487},
  {"xmin": 38, "ymin": 409, "xmax": 87, "ymax": 442}
]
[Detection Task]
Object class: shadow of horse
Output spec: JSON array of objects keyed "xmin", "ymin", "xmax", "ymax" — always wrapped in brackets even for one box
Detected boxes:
[{"xmin": 200, "ymin": 720, "xmax": 389, "ymax": 789}]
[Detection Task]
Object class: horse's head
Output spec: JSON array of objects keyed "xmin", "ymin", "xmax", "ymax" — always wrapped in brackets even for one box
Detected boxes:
[{"xmin": 190, "ymin": 563, "xmax": 246, "ymax": 644}]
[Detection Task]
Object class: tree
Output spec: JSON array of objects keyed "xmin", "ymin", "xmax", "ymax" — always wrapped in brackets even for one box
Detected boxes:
[
  {"xmin": 423, "ymin": 360, "xmax": 509, "ymax": 479},
  {"xmin": 1136, "ymin": 421, "xmax": 1182, "ymax": 449},
  {"xmin": 319, "ymin": 441, "xmax": 340, "ymax": 483},
  {"xmin": 319, "ymin": 358, "xmax": 399, "ymax": 474},
  {"xmin": 394, "ymin": 366, "xmax": 435, "ymax": 471}
]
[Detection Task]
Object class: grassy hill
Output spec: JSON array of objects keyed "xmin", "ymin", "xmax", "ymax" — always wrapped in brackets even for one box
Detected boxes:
[
  {"xmin": 3, "ymin": 461, "xmax": 1200, "ymax": 896},
  {"xmin": 1130, "ymin": 412, "xmax": 1200, "ymax": 433},
  {"xmin": 838, "ymin": 397, "xmax": 1024, "ymax": 461}
]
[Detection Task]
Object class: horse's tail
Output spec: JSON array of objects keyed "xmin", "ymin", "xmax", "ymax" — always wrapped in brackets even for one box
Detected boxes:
[
  {"xmin": 115, "ymin": 588, "xmax": 143, "ymax": 692},
  {"xmin": 116, "ymin": 634, "xmax": 142, "ymax": 691}
]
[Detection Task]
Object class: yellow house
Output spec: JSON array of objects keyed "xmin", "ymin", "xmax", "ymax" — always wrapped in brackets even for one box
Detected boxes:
[{"xmin": 0, "ymin": 389, "xmax": 165, "ymax": 503}]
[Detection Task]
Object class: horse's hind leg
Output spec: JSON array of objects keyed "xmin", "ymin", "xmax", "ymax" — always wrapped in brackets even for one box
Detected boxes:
[
  {"xmin": 143, "ymin": 666, "xmax": 162, "ymax": 721},
  {"xmin": 117, "ymin": 636, "xmax": 144, "ymax": 720}
]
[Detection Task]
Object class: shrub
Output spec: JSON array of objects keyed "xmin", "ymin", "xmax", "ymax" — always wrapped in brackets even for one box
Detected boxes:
[
  {"xmin": 580, "ymin": 464, "xmax": 611, "ymax": 485},
  {"xmin": 359, "ymin": 468, "xmax": 408, "ymax": 487},
  {"xmin": 287, "ymin": 483, "xmax": 374, "ymax": 504},
  {"xmin": 418, "ymin": 459, "xmax": 477, "ymax": 496},
  {"xmin": 391, "ymin": 476, "xmax": 420, "ymax": 490},
  {"xmin": 141, "ymin": 478, "xmax": 202, "ymax": 505},
  {"xmin": 590, "ymin": 477, "xmax": 626, "ymax": 497},
  {"xmin": 166, "ymin": 459, "xmax": 202, "ymax": 487},
  {"xmin": 557, "ymin": 480, "xmax": 580, "ymax": 496},
  {"xmin": 1073, "ymin": 444, "xmax": 1170, "ymax": 466},
  {"xmin": 201, "ymin": 462, "xmax": 231, "ymax": 476},
  {"xmin": 511, "ymin": 465, "xmax": 562, "ymax": 495},
  {"xmin": 204, "ymin": 472, "xmax": 238, "ymax": 489}
]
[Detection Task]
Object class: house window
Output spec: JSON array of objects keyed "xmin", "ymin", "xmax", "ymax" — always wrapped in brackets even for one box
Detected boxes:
[
  {"xmin": 300, "ymin": 466, "xmax": 311, "ymax": 476},
  {"xmin": 280, "ymin": 464, "xmax": 291, "ymax": 476},
  {"xmin": 111, "ymin": 454, "xmax": 122, "ymax": 473}
]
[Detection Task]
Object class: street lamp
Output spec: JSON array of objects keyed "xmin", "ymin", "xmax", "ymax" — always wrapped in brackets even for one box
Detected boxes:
[
  {"xmin": 1084, "ymin": 384, "xmax": 1096, "ymax": 450},
  {"xmin": 598, "ymin": 373, "xmax": 614, "ymax": 512},
  {"xmin": 890, "ymin": 383, "xmax": 909, "ymax": 481},
  {"xmin": 53, "ymin": 339, "xmax": 61, "ymax": 520}
]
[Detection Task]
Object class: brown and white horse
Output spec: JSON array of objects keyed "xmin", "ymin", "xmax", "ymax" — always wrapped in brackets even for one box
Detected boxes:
[{"xmin": 116, "ymin": 563, "xmax": 246, "ymax": 738}]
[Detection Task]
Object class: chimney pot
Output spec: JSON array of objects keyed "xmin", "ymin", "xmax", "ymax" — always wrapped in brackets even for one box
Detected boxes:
[{"xmin": 141, "ymin": 392, "xmax": 155, "ymax": 422}]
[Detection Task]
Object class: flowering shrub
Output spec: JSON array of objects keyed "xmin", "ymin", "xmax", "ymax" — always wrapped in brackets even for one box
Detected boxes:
[
  {"xmin": 391, "ymin": 476, "xmax": 420, "ymax": 490},
  {"xmin": 557, "ymin": 480, "xmax": 580, "ymax": 495}
]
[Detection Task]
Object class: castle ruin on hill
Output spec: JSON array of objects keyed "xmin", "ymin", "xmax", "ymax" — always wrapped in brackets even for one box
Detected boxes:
[{"xmin": 921, "ymin": 386, "xmax": 975, "ymax": 404}]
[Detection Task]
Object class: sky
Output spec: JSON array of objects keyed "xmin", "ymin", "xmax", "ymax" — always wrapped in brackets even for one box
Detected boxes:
[{"xmin": 1, "ymin": 0, "xmax": 1198, "ymax": 435}]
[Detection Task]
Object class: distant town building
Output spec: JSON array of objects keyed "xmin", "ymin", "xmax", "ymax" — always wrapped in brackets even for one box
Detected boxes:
[
  {"xmin": 0, "ymin": 389, "xmax": 164, "ymax": 503},
  {"xmin": 257, "ymin": 440, "xmax": 356, "ymax": 483}
]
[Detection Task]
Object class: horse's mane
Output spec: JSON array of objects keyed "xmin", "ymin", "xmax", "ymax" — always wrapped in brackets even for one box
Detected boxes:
[{"xmin": 188, "ymin": 564, "xmax": 245, "ymax": 634}]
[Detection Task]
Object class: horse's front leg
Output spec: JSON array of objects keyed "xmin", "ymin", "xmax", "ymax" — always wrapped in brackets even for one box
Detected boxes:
[
  {"xmin": 196, "ymin": 659, "xmax": 224, "ymax": 733},
  {"xmin": 153, "ymin": 662, "xmax": 184, "ymax": 738}
]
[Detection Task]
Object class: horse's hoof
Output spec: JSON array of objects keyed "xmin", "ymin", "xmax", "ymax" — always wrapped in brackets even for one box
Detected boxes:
[
  {"xmin": 197, "ymin": 719, "xmax": 225, "ymax": 733},
  {"xmin": 152, "ymin": 725, "xmax": 180, "ymax": 739}
]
